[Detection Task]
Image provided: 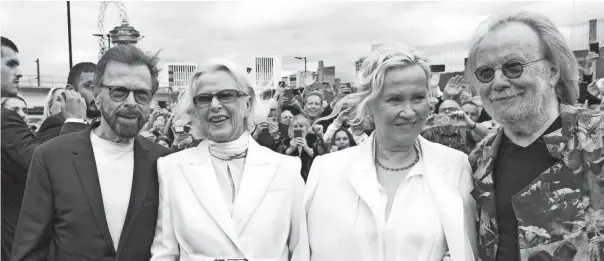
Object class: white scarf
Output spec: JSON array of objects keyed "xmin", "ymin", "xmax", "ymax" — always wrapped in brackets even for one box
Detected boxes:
[{"xmin": 207, "ymin": 132, "xmax": 251, "ymax": 215}]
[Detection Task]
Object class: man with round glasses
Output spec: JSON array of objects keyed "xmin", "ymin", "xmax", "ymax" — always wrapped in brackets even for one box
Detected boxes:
[
  {"xmin": 466, "ymin": 13, "xmax": 604, "ymax": 261},
  {"xmin": 11, "ymin": 45, "xmax": 172, "ymax": 261}
]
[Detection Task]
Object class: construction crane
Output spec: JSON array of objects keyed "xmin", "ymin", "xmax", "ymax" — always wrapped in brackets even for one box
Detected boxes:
[{"xmin": 94, "ymin": 1, "xmax": 143, "ymax": 59}]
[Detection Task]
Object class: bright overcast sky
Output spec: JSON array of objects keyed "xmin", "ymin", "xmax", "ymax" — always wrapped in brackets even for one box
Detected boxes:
[{"xmin": 1, "ymin": 0, "xmax": 604, "ymax": 82}]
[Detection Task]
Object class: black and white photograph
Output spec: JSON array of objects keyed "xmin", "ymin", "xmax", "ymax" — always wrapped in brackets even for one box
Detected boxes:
[{"xmin": 1, "ymin": 1, "xmax": 604, "ymax": 261}]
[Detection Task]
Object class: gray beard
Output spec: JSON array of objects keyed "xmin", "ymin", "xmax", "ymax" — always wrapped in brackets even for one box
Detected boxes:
[{"xmin": 100, "ymin": 105, "xmax": 144, "ymax": 140}]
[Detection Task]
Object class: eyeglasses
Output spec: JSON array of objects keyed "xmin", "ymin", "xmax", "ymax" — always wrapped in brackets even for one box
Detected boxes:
[
  {"xmin": 192, "ymin": 89, "xmax": 249, "ymax": 107},
  {"xmin": 100, "ymin": 84, "xmax": 155, "ymax": 104},
  {"xmin": 474, "ymin": 58, "xmax": 545, "ymax": 83}
]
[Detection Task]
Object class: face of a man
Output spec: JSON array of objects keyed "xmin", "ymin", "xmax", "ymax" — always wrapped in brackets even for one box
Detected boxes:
[
  {"xmin": 2, "ymin": 97, "xmax": 27, "ymax": 119},
  {"xmin": 474, "ymin": 22, "xmax": 558, "ymax": 125},
  {"xmin": 438, "ymin": 100, "xmax": 461, "ymax": 115},
  {"xmin": 1, "ymin": 46, "xmax": 22, "ymax": 97},
  {"xmin": 76, "ymin": 72, "xmax": 101, "ymax": 118},
  {"xmin": 96, "ymin": 62, "xmax": 153, "ymax": 139}
]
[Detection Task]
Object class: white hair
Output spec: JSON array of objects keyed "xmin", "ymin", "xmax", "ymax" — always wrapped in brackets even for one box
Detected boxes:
[
  {"xmin": 175, "ymin": 60, "xmax": 257, "ymax": 138},
  {"xmin": 316, "ymin": 45, "xmax": 432, "ymax": 126},
  {"xmin": 465, "ymin": 12, "xmax": 579, "ymax": 105}
]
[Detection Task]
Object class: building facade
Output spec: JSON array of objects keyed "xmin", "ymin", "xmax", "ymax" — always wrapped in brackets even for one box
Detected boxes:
[
  {"xmin": 250, "ymin": 55, "xmax": 283, "ymax": 90},
  {"xmin": 158, "ymin": 62, "xmax": 198, "ymax": 90}
]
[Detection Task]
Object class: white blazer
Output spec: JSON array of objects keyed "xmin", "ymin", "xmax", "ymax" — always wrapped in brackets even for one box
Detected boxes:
[
  {"xmin": 151, "ymin": 138, "xmax": 305, "ymax": 261},
  {"xmin": 293, "ymin": 135, "xmax": 477, "ymax": 261}
]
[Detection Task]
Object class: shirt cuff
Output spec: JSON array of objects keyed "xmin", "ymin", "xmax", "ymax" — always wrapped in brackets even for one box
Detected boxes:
[{"xmin": 65, "ymin": 118, "xmax": 87, "ymax": 124}]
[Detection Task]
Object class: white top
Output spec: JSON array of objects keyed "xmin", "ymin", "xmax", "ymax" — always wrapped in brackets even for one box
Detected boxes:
[
  {"xmin": 376, "ymin": 153, "xmax": 447, "ymax": 261},
  {"xmin": 90, "ymin": 131, "xmax": 134, "ymax": 250},
  {"xmin": 207, "ymin": 132, "xmax": 250, "ymax": 216}
]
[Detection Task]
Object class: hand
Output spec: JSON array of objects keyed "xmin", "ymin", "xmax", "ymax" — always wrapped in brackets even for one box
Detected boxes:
[
  {"xmin": 586, "ymin": 51, "xmax": 600, "ymax": 61},
  {"xmin": 459, "ymin": 91, "xmax": 472, "ymax": 104},
  {"xmin": 425, "ymin": 114, "xmax": 435, "ymax": 126},
  {"xmin": 290, "ymin": 97, "xmax": 302, "ymax": 108},
  {"xmin": 266, "ymin": 121, "xmax": 279, "ymax": 134},
  {"xmin": 443, "ymin": 75, "xmax": 463, "ymax": 98},
  {"xmin": 451, "ymin": 111, "xmax": 474, "ymax": 128},
  {"xmin": 289, "ymin": 138, "xmax": 300, "ymax": 149},
  {"xmin": 279, "ymin": 96, "xmax": 290, "ymax": 108},
  {"xmin": 330, "ymin": 146, "xmax": 339, "ymax": 153},
  {"xmin": 336, "ymin": 107, "xmax": 352, "ymax": 123},
  {"xmin": 296, "ymin": 137, "xmax": 309, "ymax": 149},
  {"xmin": 60, "ymin": 90, "xmax": 87, "ymax": 120},
  {"xmin": 311, "ymin": 124, "xmax": 324, "ymax": 134}
]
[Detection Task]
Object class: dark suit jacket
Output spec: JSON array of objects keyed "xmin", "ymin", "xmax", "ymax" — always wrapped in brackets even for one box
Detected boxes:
[
  {"xmin": 36, "ymin": 113, "xmax": 66, "ymax": 143},
  {"xmin": 10, "ymin": 122, "xmax": 172, "ymax": 261},
  {"xmin": 1, "ymin": 108, "xmax": 86, "ymax": 261}
]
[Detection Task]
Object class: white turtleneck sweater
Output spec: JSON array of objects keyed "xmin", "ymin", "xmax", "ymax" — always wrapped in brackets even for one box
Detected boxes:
[
  {"xmin": 207, "ymin": 132, "xmax": 250, "ymax": 216},
  {"xmin": 90, "ymin": 131, "xmax": 134, "ymax": 250}
]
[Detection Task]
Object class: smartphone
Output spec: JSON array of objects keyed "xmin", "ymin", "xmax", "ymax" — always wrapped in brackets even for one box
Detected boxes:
[
  {"xmin": 430, "ymin": 64, "xmax": 446, "ymax": 73},
  {"xmin": 283, "ymin": 89, "xmax": 294, "ymax": 102},
  {"xmin": 434, "ymin": 114, "xmax": 458, "ymax": 127},
  {"xmin": 183, "ymin": 125, "xmax": 191, "ymax": 134},
  {"xmin": 590, "ymin": 42, "xmax": 600, "ymax": 55},
  {"xmin": 294, "ymin": 130, "xmax": 303, "ymax": 138},
  {"xmin": 267, "ymin": 116, "xmax": 278, "ymax": 124},
  {"xmin": 174, "ymin": 126, "xmax": 184, "ymax": 133},
  {"xmin": 158, "ymin": 101, "xmax": 167, "ymax": 109}
]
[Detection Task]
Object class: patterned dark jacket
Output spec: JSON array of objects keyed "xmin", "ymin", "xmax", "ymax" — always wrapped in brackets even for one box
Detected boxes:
[{"xmin": 469, "ymin": 104, "xmax": 604, "ymax": 261}]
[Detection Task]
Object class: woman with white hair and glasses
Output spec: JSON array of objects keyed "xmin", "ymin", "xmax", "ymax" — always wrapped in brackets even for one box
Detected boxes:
[
  {"xmin": 293, "ymin": 47, "xmax": 477, "ymax": 261},
  {"xmin": 150, "ymin": 61, "xmax": 305, "ymax": 261}
]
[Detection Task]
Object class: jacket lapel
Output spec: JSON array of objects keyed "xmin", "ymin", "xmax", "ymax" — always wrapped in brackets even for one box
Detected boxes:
[
  {"xmin": 419, "ymin": 137, "xmax": 468, "ymax": 261},
  {"xmin": 347, "ymin": 133, "xmax": 383, "ymax": 223},
  {"xmin": 231, "ymin": 139, "xmax": 278, "ymax": 236},
  {"xmin": 72, "ymin": 124, "xmax": 116, "ymax": 253},
  {"xmin": 179, "ymin": 141, "xmax": 242, "ymax": 250},
  {"xmin": 116, "ymin": 137, "xmax": 153, "ymax": 254}
]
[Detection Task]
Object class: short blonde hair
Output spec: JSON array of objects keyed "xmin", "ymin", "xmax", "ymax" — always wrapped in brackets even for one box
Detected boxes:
[
  {"xmin": 175, "ymin": 60, "xmax": 257, "ymax": 137},
  {"xmin": 43, "ymin": 87, "xmax": 65, "ymax": 118},
  {"xmin": 287, "ymin": 114, "xmax": 311, "ymax": 139},
  {"xmin": 465, "ymin": 12, "xmax": 579, "ymax": 105},
  {"xmin": 317, "ymin": 46, "xmax": 431, "ymax": 126}
]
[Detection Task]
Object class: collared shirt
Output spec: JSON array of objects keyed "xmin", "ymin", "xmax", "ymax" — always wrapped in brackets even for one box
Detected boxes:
[
  {"xmin": 375, "ymin": 142, "xmax": 447, "ymax": 261},
  {"xmin": 421, "ymin": 126, "xmax": 476, "ymax": 155},
  {"xmin": 493, "ymin": 116, "xmax": 561, "ymax": 261}
]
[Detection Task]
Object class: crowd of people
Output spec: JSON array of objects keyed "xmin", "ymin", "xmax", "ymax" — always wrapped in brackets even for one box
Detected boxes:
[{"xmin": 1, "ymin": 11, "xmax": 604, "ymax": 261}]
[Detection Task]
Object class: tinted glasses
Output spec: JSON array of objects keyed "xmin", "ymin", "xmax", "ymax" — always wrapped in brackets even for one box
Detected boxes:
[
  {"xmin": 192, "ymin": 89, "xmax": 249, "ymax": 107},
  {"xmin": 100, "ymin": 84, "xmax": 155, "ymax": 104},
  {"xmin": 474, "ymin": 58, "xmax": 545, "ymax": 83}
]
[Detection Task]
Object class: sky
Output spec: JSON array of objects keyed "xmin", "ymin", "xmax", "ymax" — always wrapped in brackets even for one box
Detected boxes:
[{"xmin": 1, "ymin": 0, "xmax": 604, "ymax": 84}]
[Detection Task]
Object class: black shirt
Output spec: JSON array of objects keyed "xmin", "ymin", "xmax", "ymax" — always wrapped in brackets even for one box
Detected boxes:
[{"xmin": 494, "ymin": 116, "xmax": 562, "ymax": 261}]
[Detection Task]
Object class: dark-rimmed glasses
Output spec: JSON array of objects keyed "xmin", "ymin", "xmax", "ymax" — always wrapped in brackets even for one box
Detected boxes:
[
  {"xmin": 100, "ymin": 84, "xmax": 155, "ymax": 104},
  {"xmin": 474, "ymin": 58, "xmax": 546, "ymax": 83},
  {"xmin": 193, "ymin": 89, "xmax": 249, "ymax": 107}
]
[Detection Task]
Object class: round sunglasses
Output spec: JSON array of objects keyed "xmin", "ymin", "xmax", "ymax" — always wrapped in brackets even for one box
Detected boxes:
[
  {"xmin": 474, "ymin": 58, "xmax": 545, "ymax": 83},
  {"xmin": 100, "ymin": 84, "xmax": 155, "ymax": 104}
]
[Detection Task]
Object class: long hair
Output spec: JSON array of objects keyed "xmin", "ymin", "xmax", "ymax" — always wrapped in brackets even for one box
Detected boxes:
[
  {"xmin": 175, "ymin": 59, "xmax": 257, "ymax": 138},
  {"xmin": 315, "ymin": 46, "xmax": 431, "ymax": 127},
  {"xmin": 329, "ymin": 127, "xmax": 358, "ymax": 151},
  {"xmin": 42, "ymin": 87, "xmax": 65, "ymax": 118},
  {"xmin": 465, "ymin": 12, "xmax": 579, "ymax": 105}
]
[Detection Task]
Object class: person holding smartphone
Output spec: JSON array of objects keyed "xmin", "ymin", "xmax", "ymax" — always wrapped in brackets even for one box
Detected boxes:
[
  {"xmin": 277, "ymin": 114, "xmax": 326, "ymax": 182},
  {"xmin": 327, "ymin": 128, "xmax": 357, "ymax": 153}
]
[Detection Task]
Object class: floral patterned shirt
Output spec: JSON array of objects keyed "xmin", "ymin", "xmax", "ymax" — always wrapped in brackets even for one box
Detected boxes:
[{"xmin": 469, "ymin": 104, "xmax": 604, "ymax": 261}]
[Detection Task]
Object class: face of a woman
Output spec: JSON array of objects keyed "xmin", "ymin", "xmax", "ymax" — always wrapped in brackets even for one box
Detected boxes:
[
  {"xmin": 304, "ymin": 95, "xmax": 322, "ymax": 118},
  {"xmin": 369, "ymin": 65, "xmax": 430, "ymax": 147},
  {"xmin": 334, "ymin": 130, "xmax": 351, "ymax": 148},
  {"xmin": 195, "ymin": 70, "xmax": 250, "ymax": 143},
  {"xmin": 290, "ymin": 120, "xmax": 307, "ymax": 138},
  {"xmin": 49, "ymin": 89, "xmax": 65, "ymax": 116}
]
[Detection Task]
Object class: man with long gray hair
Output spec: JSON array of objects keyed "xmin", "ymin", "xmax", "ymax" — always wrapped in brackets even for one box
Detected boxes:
[
  {"xmin": 466, "ymin": 13, "xmax": 604, "ymax": 261},
  {"xmin": 11, "ymin": 45, "xmax": 171, "ymax": 261}
]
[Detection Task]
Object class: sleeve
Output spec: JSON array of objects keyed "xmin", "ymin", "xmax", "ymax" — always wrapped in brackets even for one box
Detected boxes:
[
  {"xmin": 10, "ymin": 147, "xmax": 54, "ymax": 261},
  {"xmin": 1, "ymin": 108, "xmax": 39, "ymax": 174},
  {"xmin": 288, "ymin": 157, "xmax": 304, "ymax": 259},
  {"xmin": 459, "ymin": 156, "xmax": 478, "ymax": 261},
  {"xmin": 322, "ymin": 120, "xmax": 341, "ymax": 144},
  {"xmin": 150, "ymin": 157, "xmax": 180, "ymax": 261},
  {"xmin": 291, "ymin": 156, "xmax": 323, "ymax": 261}
]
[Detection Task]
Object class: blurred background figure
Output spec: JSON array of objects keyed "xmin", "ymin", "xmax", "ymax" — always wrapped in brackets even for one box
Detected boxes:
[
  {"xmin": 1, "ymin": 95, "xmax": 28, "ymax": 120},
  {"xmin": 42, "ymin": 87, "xmax": 65, "ymax": 118},
  {"xmin": 277, "ymin": 114, "xmax": 325, "ymax": 181},
  {"xmin": 327, "ymin": 127, "xmax": 357, "ymax": 153}
]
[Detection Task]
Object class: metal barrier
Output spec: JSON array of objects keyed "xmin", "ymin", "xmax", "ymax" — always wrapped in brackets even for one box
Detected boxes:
[{"xmin": 19, "ymin": 75, "xmax": 68, "ymax": 89}]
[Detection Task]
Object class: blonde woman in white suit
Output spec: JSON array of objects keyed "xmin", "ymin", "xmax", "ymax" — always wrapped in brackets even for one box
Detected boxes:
[
  {"xmin": 293, "ymin": 47, "xmax": 477, "ymax": 261},
  {"xmin": 150, "ymin": 60, "xmax": 305, "ymax": 261}
]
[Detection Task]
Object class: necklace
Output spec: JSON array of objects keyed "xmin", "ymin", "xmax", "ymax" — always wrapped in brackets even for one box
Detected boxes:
[{"xmin": 374, "ymin": 136, "xmax": 420, "ymax": 171}]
